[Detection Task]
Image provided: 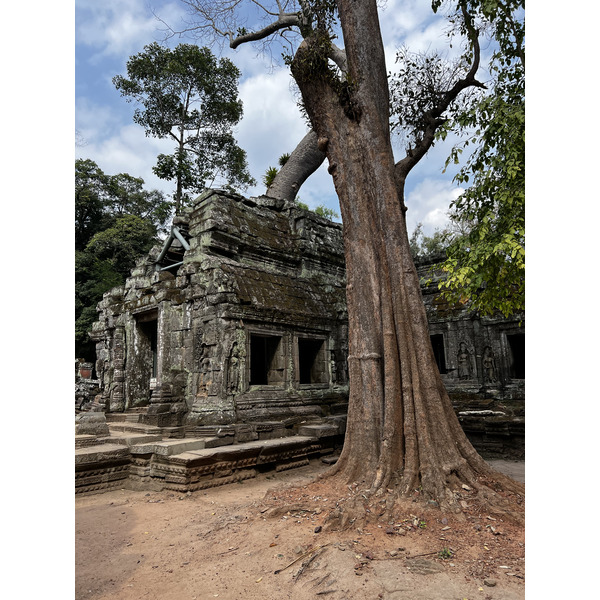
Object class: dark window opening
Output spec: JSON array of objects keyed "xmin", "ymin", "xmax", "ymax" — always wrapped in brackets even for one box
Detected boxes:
[
  {"xmin": 138, "ymin": 315, "xmax": 158, "ymax": 378},
  {"xmin": 298, "ymin": 338, "xmax": 328, "ymax": 384},
  {"xmin": 507, "ymin": 333, "xmax": 525, "ymax": 379},
  {"xmin": 430, "ymin": 334, "xmax": 447, "ymax": 374},
  {"xmin": 250, "ymin": 334, "xmax": 283, "ymax": 386}
]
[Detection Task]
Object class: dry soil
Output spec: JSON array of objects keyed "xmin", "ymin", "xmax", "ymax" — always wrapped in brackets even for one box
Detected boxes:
[{"xmin": 76, "ymin": 459, "xmax": 524, "ymax": 600}]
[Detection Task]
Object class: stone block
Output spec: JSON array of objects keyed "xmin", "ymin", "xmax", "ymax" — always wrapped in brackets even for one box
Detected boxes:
[{"xmin": 75, "ymin": 413, "xmax": 110, "ymax": 436}]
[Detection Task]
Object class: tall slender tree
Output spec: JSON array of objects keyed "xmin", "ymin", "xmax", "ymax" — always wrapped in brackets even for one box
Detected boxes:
[
  {"xmin": 114, "ymin": 42, "xmax": 255, "ymax": 213},
  {"xmin": 176, "ymin": 0, "xmax": 524, "ymax": 521}
]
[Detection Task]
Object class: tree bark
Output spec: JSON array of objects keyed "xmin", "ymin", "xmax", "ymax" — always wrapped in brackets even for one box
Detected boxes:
[
  {"xmin": 265, "ymin": 129, "xmax": 326, "ymax": 202},
  {"xmin": 292, "ymin": 0, "xmax": 523, "ymax": 514}
]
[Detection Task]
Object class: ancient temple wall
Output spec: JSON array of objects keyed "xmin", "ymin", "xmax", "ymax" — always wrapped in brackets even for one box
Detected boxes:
[
  {"xmin": 180, "ymin": 191, "xmax": 349, "ymax": 427},
  {"xmin": 89, "ymin": 190, "xmax": 522, "ymax": 456}
]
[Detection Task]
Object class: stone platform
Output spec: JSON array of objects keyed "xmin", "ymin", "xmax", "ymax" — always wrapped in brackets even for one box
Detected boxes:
[{"xmin": 75, "ymin": 413, "xmax": 344, "ymax": 496}]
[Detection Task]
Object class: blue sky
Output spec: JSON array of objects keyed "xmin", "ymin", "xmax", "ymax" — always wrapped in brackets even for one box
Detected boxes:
[{"xmin": 75, "ymin": 0, "xmax": 481, "ymax": 235}]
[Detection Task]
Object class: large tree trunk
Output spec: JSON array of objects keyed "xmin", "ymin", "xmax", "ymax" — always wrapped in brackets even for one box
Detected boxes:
[
  {"xmin": 292, "ymin": 0, "xmax": 523, "ymax": 516},
  {"xmin": 265, "ymin": 129, "xmax": 326, "ymax": 202}
]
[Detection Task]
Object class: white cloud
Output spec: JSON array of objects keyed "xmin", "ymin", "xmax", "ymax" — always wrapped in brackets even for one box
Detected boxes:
[
  {"xmin": 76, "ymin": 122, "xmax": 175, "ymax": 196},
  {"xmin": 404, "ymin": 178, "xmax": 464, "ymax": 237},
  {"xmin": 76, "ymin": 0, "xmax": 186, "ymax": 60},
  {"xmin": 76, "ymin": 97, "xmax": 123, "ymax": 142},
  {"xmin": 237, "ymin": 69, "xmax": 310, "ymax": 189}
]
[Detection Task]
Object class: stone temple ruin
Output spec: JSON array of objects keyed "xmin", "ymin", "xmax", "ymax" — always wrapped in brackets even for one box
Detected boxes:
[{"xmin": 75, "ymin": 189, "xmax": 524, "ymax": 496}]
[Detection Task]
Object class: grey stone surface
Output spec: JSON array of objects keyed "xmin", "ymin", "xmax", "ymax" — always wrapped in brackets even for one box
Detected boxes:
[
  {"xmin": 90, "ymin": 190, "xmax": 349, "ymax": 432},
  {"xmin": 75, "ymin": 413, "xmax": 109, "ymax": 436}
]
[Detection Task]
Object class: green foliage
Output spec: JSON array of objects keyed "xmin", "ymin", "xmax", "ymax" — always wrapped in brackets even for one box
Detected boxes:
[
  {"xmin": 113, "ymin": 43, "xmax": 255, "ymax": 212},
  {"xmin": 75, "ymin": 159, "xmax": 112, "ymax": 251},
  {"xmin": 74, "ymin": 160, "xmax": 168, "ymax": 360},
  {"xmin": 263, "ymin": 166, "xmax": 279, "ymax": 188},
  {"xmin": 75, "ymin": 250, "xmax": 123, "ymax": 359},
  {"xmin": 433, "ymin": 0, "xmax": 525, "ymax": 317},
  {"xmin": 76, "ymin": 158, "xmax": 171, "ymax": 250},
  {"xmin": 86, "ymin": 215, "xmax": 157, "ymax": 280},
  {"xmin": 314, "ymin": 204, "xmax": 340, "ymax": 220},
  {"xmin": 409, "ymin": 223, "xmax": 453, "ymax": 260},
  {"xmin": 438, "ymin": 547, "xmax": 453, "ymax": 559}
]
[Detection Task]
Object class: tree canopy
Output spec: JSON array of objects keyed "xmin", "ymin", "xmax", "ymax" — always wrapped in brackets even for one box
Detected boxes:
[
  {"xmin": 75, "ymin": 160, "xmax": 168, "ymax": 360},
  {"xmin": 433, "ymin": 0, "xmax": 525, "ymax": 317},
  {"xmin": 113, "ymin": 42, "xmax": 255, "ymax": 213}
]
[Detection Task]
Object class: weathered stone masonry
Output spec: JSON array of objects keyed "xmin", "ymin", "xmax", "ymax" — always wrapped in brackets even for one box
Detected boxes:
[
  {"xmin": 79, "ymin": 189, "xmax": 523, "ymax": 496},
  {"xmin": 416, "ymin": 255, "xmax": 525, "ymax": 458},
  {"xmin": 90, "ymin": 189, "xmax": 349, "ymax": 440}
]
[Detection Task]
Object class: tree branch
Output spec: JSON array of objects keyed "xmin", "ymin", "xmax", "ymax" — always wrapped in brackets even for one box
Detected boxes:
[
  {"xmin": 265, "ymin": 129, "xmax": 326, "ymax": 202},
  {"xmin": 328, "ymin": 42, "xmax": 347, "ymax": 74},
  {"xmin": 230, "ymin": 12, "xmax": 302, "ymax": 48},
  {"xmin": 395, "ymin": 3, "xmax": 485, "ymax": 180}
]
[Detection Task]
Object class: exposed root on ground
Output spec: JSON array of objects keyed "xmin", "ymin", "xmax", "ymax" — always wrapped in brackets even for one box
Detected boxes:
[{"xmin": 261, "ymin": 461, "xmax": 524, "ymax": 531}]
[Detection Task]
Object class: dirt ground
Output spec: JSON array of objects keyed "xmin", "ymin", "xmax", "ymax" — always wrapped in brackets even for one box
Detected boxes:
[{"xmin": 76, "ymin": 459, "xmax": 524, "ymax": 600}]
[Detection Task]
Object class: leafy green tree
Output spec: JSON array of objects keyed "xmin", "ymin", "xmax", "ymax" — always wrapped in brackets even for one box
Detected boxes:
[
  {"xmin": 113, "ymin": 42, "xmax": 255, "ymax": 213},
  {"xmin": 75, "ymin": 250, "xmax": 123, "ymax": 359},
  {"xmin": 433, "ymin": 0, "xmax": 525, "ymax": 317},
  {"xmin": 76, "ymin": 159, "xmax": 172, "ymax": 247},
  {"xmin": 74, "ymin": 160, "xmax": 170, "ymax": 359},
  {"xmin": 105, "ymin": 172, "xmax": 172, "ymax": 235},
  {"xmin": 75, "ymin": 158, "xmax": 112, "ymax": 251},
  {"xmin": 86, "ymin": 215, "xmax": 157, "ymax": 280},
  {"xmin": 409, "ymin": 223, "xmax": 452, "ymax": 260}
]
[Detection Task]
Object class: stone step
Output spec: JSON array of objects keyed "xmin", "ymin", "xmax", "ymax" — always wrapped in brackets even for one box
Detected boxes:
[
  {"xmin": 105, "ymin": 413, "xmax": 142, "ymax": 423},
  {"xmin": 75, "ymin": 434, "xmax": 99, "ymax": 449},
  {"xmin": 130, "ymin": 437, "xmax": 228, "ymax": 457},
  {"xmin": 75, "ymin": 433, "xmax": 330, "ymax": 496},
  {"xmin": 108, "ymin": 422, "xmax": 163, "ymax": 435},
  {"xmin": 167, "ymin": 435, "xmax": 316, "ymax": 464},
  {"xmin": 75, "ymin": 443, "xmax": 132, "ymax": 496},
  {"xmin": 297, "ymin": 423, "xmax": 342, "ymax": 439},
  {"xmin": 146, "ymin": 435, "xmax": 319, "ymax": 493},
  {"xmin": 100, "ymin": 431, "xmax": 164, "ymax": 447},
  {"xmin": 75, "ymin": 443, "xmax": 132, "ymax": 467}
]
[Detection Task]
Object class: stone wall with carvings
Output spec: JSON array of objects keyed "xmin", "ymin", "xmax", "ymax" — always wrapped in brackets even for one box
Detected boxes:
[
  {"xmin": 90, "ymin": 190, "xmax": 349, "ymax": 431},
  {"xmin": 89, "ymin": 191, "xmax": 524, "ymax": 457},
  {"xmin": 416, "ymin": 255, "xmax": 525, "ymax": 458}
]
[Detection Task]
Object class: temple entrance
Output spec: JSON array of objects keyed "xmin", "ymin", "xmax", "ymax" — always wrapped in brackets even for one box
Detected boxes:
[
  {"xmin": 134, "ymin": 310, "xmax": 159, "ymax": 403},
  {"xmin": 507, "ymin": 333, "xmax": 525, "ymax": 379}
]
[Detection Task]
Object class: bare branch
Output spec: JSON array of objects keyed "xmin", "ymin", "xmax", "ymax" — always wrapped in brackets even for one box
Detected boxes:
[
  {"xmin": 230, "ymin": 12, "xmax": 302, "ymax": 48},
  {"xmin": 395, "ymin": 4, "xmax": 485, "ymax": 180},
  {"xmin": 171, "ymin": 1, "xmax": 305, "ymax": 51}
]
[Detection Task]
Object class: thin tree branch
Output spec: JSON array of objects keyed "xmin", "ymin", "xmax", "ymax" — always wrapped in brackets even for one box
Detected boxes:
[
  {"xmin": 395, "ymin": 4, "xmax": 485, "ymax": 180},
  {"xmin": 230, "ymin": 12, "xmax": 302, "ymax": 48}
]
